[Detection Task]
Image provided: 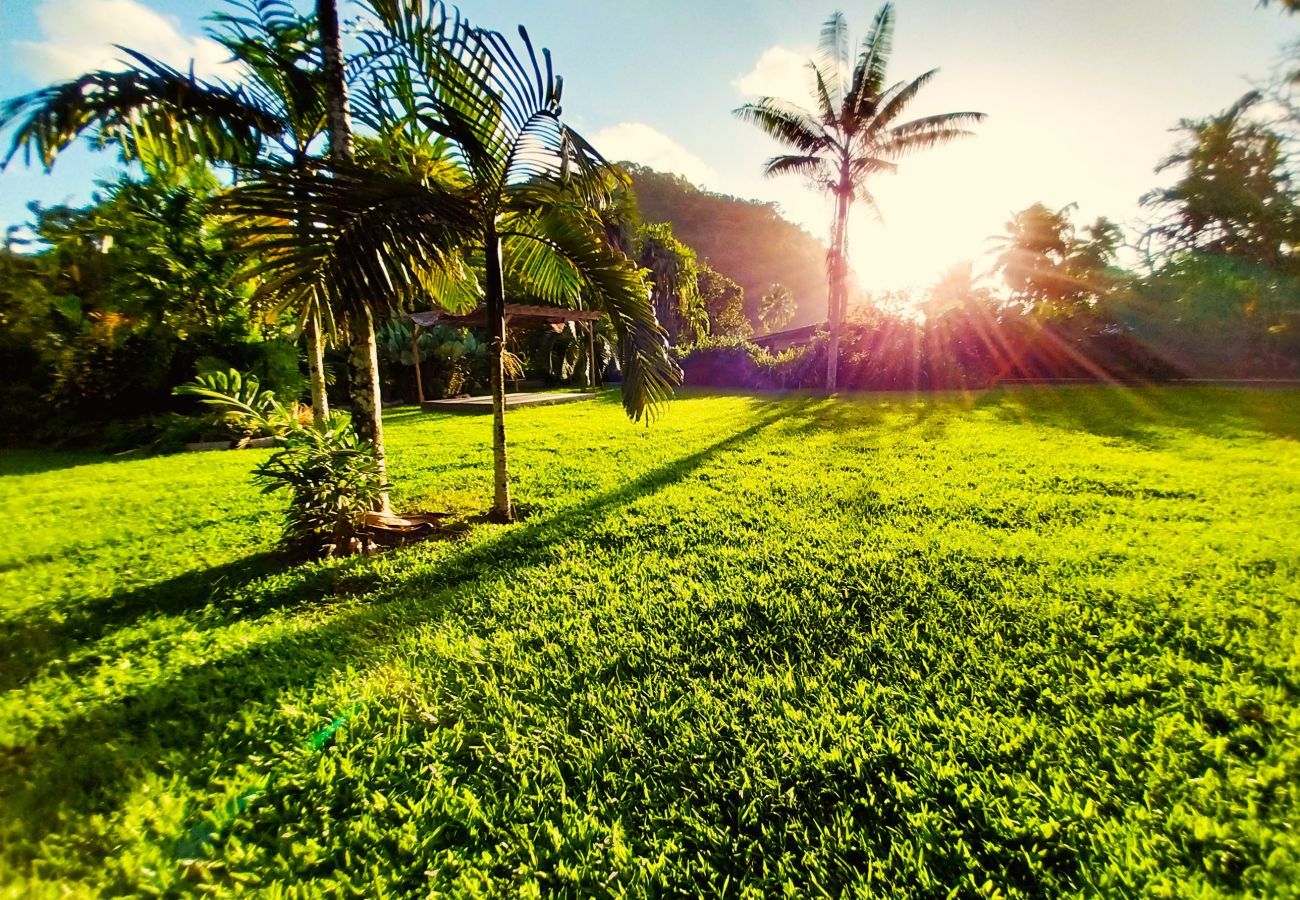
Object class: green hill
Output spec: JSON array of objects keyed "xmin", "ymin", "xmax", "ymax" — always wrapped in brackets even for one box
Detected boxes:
[{"xmin": 622, "ymin": 163, "xmax": 827, "ymax": 331}]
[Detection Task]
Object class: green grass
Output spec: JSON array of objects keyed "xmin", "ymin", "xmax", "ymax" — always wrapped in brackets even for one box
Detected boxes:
[{"xmin": 1, "ymin": 387, "xmax": 1298, "ymax": 897}]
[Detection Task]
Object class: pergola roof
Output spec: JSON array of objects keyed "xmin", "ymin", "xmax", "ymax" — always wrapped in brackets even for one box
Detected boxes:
[{"xmin": 410, "ymin": 304, "xmax": 602, "ymax": 329}]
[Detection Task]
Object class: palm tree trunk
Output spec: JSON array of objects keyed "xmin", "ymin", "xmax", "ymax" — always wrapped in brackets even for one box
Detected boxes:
[
  {"xmin": 317, "ymin": 0, "xmax": 387, "ymax": 509},
  {"xmin": 306, "ymin": 315, "xmax": 329, "ymax": 425},
  {"xmin": 316, "ymin": 0, "xmax": 352, "ymax": 164},
  {"xmin": 826, "ymin": 189, "xmax": 850, "ymax": 393},
  {"xmin": 348, "ymin": 305, "xmax": 389, "ymax": 507},
  {"xmin": 485, "ymin": 226, "xmax": 513, "ymax": 522}
]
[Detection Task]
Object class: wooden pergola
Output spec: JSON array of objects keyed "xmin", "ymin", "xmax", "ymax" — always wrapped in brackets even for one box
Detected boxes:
[{"xmin": 407, "ymin": 304, "xmax": 604, "ymax": 404}]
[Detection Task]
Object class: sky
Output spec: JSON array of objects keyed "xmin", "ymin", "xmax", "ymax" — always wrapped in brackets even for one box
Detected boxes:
[{"xmin": 0, "ymin": 0, "xmax": 1295, "ymax": 295}]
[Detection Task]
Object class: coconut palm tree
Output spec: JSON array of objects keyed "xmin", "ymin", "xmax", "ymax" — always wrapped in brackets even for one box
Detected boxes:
[
  {"xmin": 229, "ymin": 1, "xmax": 678, "ymax": 522},
  {"xmin": 759, "ymin": 283, "xmax": 796, "ymax": 332},
  {"xmin": 735, "ymin": 3, "xmax": 984, "ymax": 391},
  {"xmin": 0, "ymin": 0, "xmax": 340, "ymax": 427}
]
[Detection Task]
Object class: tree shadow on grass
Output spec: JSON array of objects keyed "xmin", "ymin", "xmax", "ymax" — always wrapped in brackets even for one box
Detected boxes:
[
  {"xmin": 2, "ymin": 408, "xmax": 791, "ymax": 856},
  {"xmin": 779, "ymin": 392, "xmax": 965, "ymax": 442},
  {"xmin": 0, "ymin": 448, "xmax": 165, "ymax": 478},
  {"xmin": 977, "ymin": 385, "xmax": 1300, "ymax": 447},
  {"xmin": 0, "ymin": 551, "xmax": 349, "ymax": 693}
]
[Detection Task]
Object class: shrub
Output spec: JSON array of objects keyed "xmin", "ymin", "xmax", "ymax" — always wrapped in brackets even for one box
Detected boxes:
[
  {"xmin": 174, "ymin": 369, "xmax": 298, "ymax": 440},
  {"xmin": 254, "ymin": 420, "xmax": 388, "ymax": 553},
  {"xmin": 174, "ymin": 369, "xmax": 386, "ymax": 554},
  {"xmin": 678, "ymin": 335, "xmax": 825, "ymax": 390},
  {"xmin": 680, "ymin": 319, "xmax": 1183, "ymax": 391}
]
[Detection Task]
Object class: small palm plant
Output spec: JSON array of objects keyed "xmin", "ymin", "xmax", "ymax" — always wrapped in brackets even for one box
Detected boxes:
[
  {"xmin": 177, "ymin": 370, "xmax": 387, "ymax": 555},
  {"xmin": 735, "ymin": 3, "xmax": 984, "ymax": 390}
]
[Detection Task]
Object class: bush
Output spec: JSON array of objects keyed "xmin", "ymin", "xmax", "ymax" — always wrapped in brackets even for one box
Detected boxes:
[
  {"xmin": 174, "ymin": 369, "xmax": 385, "ymax": 554},
  {"xmin": 254, "ymin": 420, "xmax": 388, "ymax": 553},
  {"xmin": 679, "ymin": 319, "xmax": 1183, "ymax": 391},
  {"xmin": 677, "ymin": 335, "xmax": 825, "ymax": 390}
]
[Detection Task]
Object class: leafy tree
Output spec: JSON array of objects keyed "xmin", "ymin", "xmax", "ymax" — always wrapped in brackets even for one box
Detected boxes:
[
  {"xmin": 0, "ymin": 168, "xmax": 295, "ymax": 432},
  {"xmin": 735, "ymin": 3, "xmax": 983, "ymax": 390},
  {"xmin": 759, "ymin": 284, "xmax": 796, "ymax": 332},
  {"xmin": 1111, "ymin": 253, "xmax": 1300, "ymax": 376},
  {"xmin": 698, "ymin": 264, "xmax": 751, "ymax": 340},
  {"xmin": 991, "ymin": 203, "xmax": 1123, "ymax": 315},
  {"xmin": 639, "ymin": 223, "xmax": 705, "ymax": 343},
  {"xmin": 1141, "ymin": 92, "xmax": 1298, "ymax": 271}
]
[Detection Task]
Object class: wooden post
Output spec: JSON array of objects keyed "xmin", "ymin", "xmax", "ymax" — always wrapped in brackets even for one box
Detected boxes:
[
  {"xmin": 410, "ymin": 323, "xmax": 425, "ymax": 405},
  {"xmin": 587, "ymin": 320, "xmax": 598, "ymax": 391}
]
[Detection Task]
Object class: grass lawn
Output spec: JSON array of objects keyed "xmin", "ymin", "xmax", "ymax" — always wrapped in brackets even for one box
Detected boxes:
[{"xmin": 1, "ymin": 387, "xmax": 1298, "ymax": 897}]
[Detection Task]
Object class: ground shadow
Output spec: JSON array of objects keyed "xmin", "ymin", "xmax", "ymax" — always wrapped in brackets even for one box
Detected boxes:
[
  {"xmin": 0, "ymin": 448, "xmax": 176, "ymax": 478},
  {"xmin": 0, "ymin": 551, "xmax": 337, "ymax": 693},
  {"xmin": 977, "ymin": 384, "xmax": 1300, "ymax": 447},
  {"xmin": 2, "ymin": 408, "xmax": 790, "ymax": 853}
]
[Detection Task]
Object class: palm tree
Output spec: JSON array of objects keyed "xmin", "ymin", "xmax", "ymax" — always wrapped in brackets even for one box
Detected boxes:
[
  {"xmin": 313, "ymin": 0, "xmax": 389, "ymax": 502},
  {"xmin": 229, "ymin": 1, "xmax": 678, "ymax": 522},
  {"xmin": 0, "ymin": 0, "xmax": 338, "ymax": 426},
  {"xmin": 759, "ymin": 283, "xmax": 796, "ymax": 332},
  {"xmin": 735, "ymin": 3, "xmax": 984, "ymax": 391}
]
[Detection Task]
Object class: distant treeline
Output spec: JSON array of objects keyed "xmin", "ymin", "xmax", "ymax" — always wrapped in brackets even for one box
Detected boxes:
[{"xmin": 623, "ymin": 164, "xmax": 828, "ymax": 330}]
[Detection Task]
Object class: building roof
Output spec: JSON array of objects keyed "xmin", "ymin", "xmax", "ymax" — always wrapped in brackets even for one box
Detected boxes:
[
  {"xmin": 751, "ymin": 322, "xmax": 827, "ymax": 347},
  {"xmin": 410, "ymin": 304, "xmax": 603, "ymax": 328}
]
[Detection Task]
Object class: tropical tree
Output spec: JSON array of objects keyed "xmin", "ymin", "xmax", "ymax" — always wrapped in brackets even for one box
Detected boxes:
[
  {"xmin": 735, "ymin": 3, "xmax": 984, "ymax": 390},
  {"xmin": 229, "ymin": 2, "xmax": 677, "ymax": 522},
  {"xmin": 697, "ymin": 263, "xmax": 751, "ymax": 339},
  {"xmin": 991, "ymin": 202, "xmax": 1124, "ymax": 314},
  {"xmin": 0, "ymin": 0, "xmax": 339, "ymax": 425},
  {"xmin": 759, "ymin": 283, "xmax": 796, "ymax": 332},
  {"xmin": 638, "ymin": 223, "xmax": 706, "ymax": 343},
  {"xmin": 1141, "ymin": 92, "xmax": 1298, "ymax": 271}
]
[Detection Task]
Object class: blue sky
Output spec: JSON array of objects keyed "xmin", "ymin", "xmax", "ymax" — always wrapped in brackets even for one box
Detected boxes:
[{"xmin": 1, "ymin": 0, "xmax": 1295, "ymax": 291}]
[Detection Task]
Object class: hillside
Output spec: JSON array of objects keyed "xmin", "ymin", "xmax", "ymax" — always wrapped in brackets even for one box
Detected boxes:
[{"xmin": 622, "ymin": 164, "xmax": 827, "ymax": 331}]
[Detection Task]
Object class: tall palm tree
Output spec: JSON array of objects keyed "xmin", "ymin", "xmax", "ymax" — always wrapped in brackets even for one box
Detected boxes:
[
  {"xmin": 229, "ymin": 1, "xmax": 678, "ymax": 522},
  {"xmin": 0, "ymin": 0, "xmax": 338, "ymax": 426},
  {"xmin": 735, "ymin": 3, "xmax": 984, "ymax": 391},
  {"xmin": 313, "ymin": 0, "xmax": 389, "ymax": 503}
]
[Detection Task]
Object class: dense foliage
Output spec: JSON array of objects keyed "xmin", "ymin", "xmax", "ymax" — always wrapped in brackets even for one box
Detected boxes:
[
  {"xmin": 1, "ymin": 390, "xmax": 1297, "ymax": 895},
  {"xmin": 0, "ymin": 167, "xmax": 304, "ymax": 444}
]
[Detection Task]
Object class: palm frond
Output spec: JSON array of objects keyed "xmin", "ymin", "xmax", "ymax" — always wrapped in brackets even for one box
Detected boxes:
[
  {"xmin": 860, "ymin": 69, "xmax": 939, "ymax": 139},
  {"xmin": 809, "ymin": 62, "xmax": 843, "ymax": 126},
  {"xmin": 763, "ymin": 153, "xmax": 836, "ymax": 188},
  {"xmin": 0, "ymin": 49, "xmax": 280, "ymax": 170},
  {"xmin": 365, "ymin": 0, "xmax": 619, "ymax": 207},
  {"xmin": 880, "ymin": 112, "xmax": 985, "ymax": 156},
  {"xmin": 847, "ymin": 3, "xmax": 894, "ymax": 120},
  {"xmin": 849, "ymin": 155, "xmax": 897, "ymax": 180},
  {"xmin": 223, "ymin": 161, "xmax": 480, "ymax": 325},
  {"xmin": 816, "ymin": 11, "xmax": 851, "ymax": 112},
  {"xmin": 498, "ymin": 206, "xmax": 678, "ymax": 420},
  {"xmin": 733, "ymin": 98, "xmax": 829, "ymax": 153}
]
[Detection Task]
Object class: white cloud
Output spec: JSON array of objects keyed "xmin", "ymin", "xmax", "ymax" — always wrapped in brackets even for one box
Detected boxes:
[
  {"xmin": 591, "ymin": 122, "xmax": 716, "ymax": 188},
  {"xmin": 732, "ymin": 46, "xmax": 812, "ymax": 100},
  {"xmin": 12, "ymin": 0, "xmax": 233, "ymax": 83}
]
